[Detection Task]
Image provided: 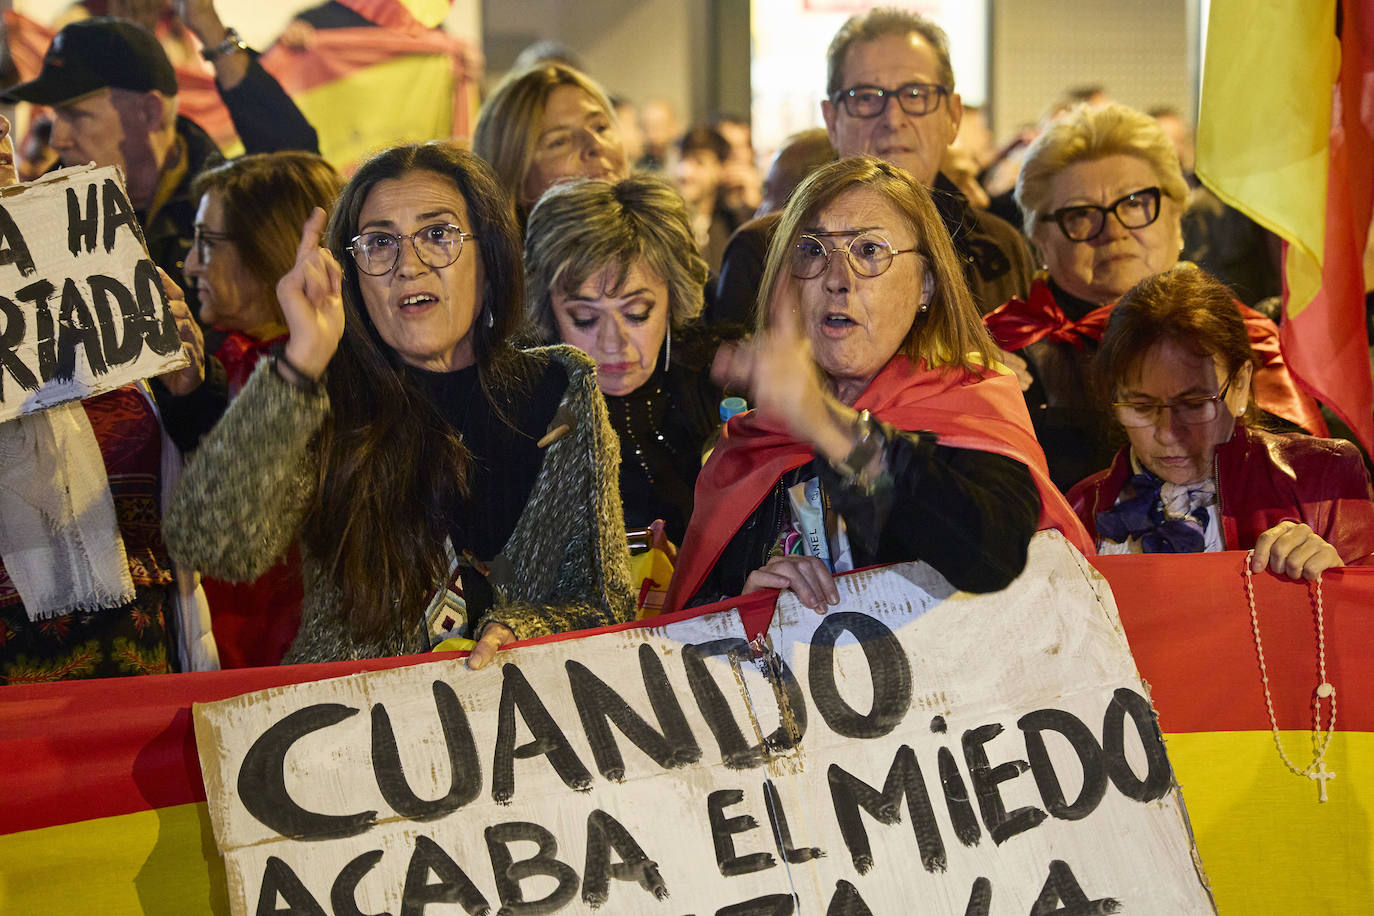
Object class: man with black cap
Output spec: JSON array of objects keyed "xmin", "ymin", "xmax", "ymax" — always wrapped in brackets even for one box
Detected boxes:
[
  {"xmin": 2, "ymin": 13, "xmax": 317, "ymax": 447},
  {"xmin": 2, "ymin": 12, "xmax": 315, "ymax": 303}
]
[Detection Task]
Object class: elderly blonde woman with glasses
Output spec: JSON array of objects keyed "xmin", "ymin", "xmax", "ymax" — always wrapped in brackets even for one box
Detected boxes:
[
  {"xmin": 983, "ymin": 102, "xmax": 1324, "ymax": 490},
  {"xmin": 1067, "ymin": 266, "xmax": 1374, "ymax": 580},
  {"xmin": 167, "ymin": 143, "xmax": 634, "ymax": 669},
  {"xmin": 665, "ymin": 156, "xmax": 1093, "ymax": 613}
]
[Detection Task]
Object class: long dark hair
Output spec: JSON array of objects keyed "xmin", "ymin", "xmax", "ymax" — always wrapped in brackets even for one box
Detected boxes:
[{"xmin": 308, "ymin": 142, "xmax": 526, "ymax": 639}]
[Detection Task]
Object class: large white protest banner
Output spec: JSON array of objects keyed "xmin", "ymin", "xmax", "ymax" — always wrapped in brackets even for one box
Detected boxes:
[
  {"xmin": 193, "ymin": 533, "xmax": 1216, "ymax": 914},
  {"xmin": 0, "ymin": 163, "xmax": 186, "ymax": 422}
]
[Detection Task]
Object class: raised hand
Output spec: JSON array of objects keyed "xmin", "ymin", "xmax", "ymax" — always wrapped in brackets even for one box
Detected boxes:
[
  {"xmin": 711, "ymin": 280, "xmax": 860, "ymax": 467},
  {"xmin": 276, "ymin": 207, "xmax": 344, "ymax": 381},
  {"xmin": 156, "ymin": 268, "xmax": 207, "ymax": 396}
]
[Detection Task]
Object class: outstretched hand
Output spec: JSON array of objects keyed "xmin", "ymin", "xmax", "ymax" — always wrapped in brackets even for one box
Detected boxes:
[
  {"xmin": 1251, "ymin": 521, "xmax": 1343, "ymax": 581},
  {"xmin": 711, "ymin": 280, "xmax": 859, "ymax": 466},
  {"xmin": 712, "ymin": 279, "xmax": 833, "ymax": 436},
  {"xmin": 276, "ymin": 207, "xmax": 344, "ymax": 381}
]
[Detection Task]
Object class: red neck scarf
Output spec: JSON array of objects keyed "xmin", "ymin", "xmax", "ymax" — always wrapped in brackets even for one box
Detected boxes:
[
  {"xmin": 984, "ymin": 276, "xmax": 1113, "ymax": 351},
  {"xmin": 665, "ymin": 357, "xmax": 1095, "ymax": 611},
  {"xmin": 216, "ymin": 332, "xmax": 287, "ymax": 396}
]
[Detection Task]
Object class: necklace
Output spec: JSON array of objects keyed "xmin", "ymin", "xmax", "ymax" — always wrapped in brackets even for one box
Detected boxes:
[
  {"xmin": 607, "ymin": 381, "xmax": 667, "ymax": 485},
  {"xmin": 1243, "ymin": 549, "xmax": 1337, "ymax": 802}
]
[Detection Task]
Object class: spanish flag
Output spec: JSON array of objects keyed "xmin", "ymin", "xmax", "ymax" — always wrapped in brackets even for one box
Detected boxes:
[
  {"xmin": 1, "ymin": 557, "xmax": 1368, "ymax": 912},
  {"xmin": 1100, "ymin": 552, "xmax": 1373, "ymax": 914},
  {"xmin": 1196, "ymin": 0, "xmax": 1374, "ymax": 454}
]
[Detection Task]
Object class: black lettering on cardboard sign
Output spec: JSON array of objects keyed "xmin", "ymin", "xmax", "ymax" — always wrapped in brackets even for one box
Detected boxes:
[
  {"xmin": 89, "ymin": 273, "xmax": 142, "ymax": 367},
  {"xmin": 491, "ymin": 664, "xmax": 592, "ymax": 805},
  {"xmin": 1019, "ymin": 708, "xmax": 1108, "ymax": 821},
  {"xmin": 329, "ymin": 850, "xmax": 383, "ymax": 916},
  {"xmin": 962, "ymin": 723, "xmax": 1047, "ymax": 845},
  {"xmin": 763, "ymin": 778, "xmax": 824, "ymax": 864},
  {"xmin": 15, "ymin": 279, "xmax": 56, "ymax": 383},
  {"xmin": 0, "ymin": 296, "xmax": 37, "ymax": 398},
  {"xmin": 371, "ymin": 680, "xmax": 481, "ymax": 822},
  {"xmin": 715, "ymin": 895, "xmax": 796, "ymax": 916},
  {"xmin": 682, "ymin": 638, "xmax": 766, "ymax": 769},
  {"xmin": 826, "ymin": 879, "xmax": 873, "ymax": 915},
  {"xmin": 55, "ymin": 277, "xmax": 106, "ymax": 380},
  {"xmin": 808, "ymin": 612, "xmax": 911, "ymax": 740},
  {"xmin": 1029, "ymin": 859, "xmax": 1122, "ymax": 915},
  {"xmin": 399, "ymin": 835, "xmax": 490, "ymax": 916},
  {"xmin": 1103, "ymin": 687, "xmax": 1171, "ymax": 802},
  {"xmin": 828, "ymin": 744, "xmax": 945, "ymax": 875},
  {"xmin": 0, "ymin": 202, "xmax": 35, "ymax": 277},
  {"xmin": 484, "ymin": 821, "xmax": 579, "ymax": 912},
  {"xmin": 567, "ymin": 642, "xmax": 701, "ymax": 781},
  {"xmin": 255, "ymin": 856, "xmax": 326, "ymax": 916},
  {"xmin": 707, "ymin": 788, "xmax": 776, "ymax": 877},
  {"xmin": 581, "ymin": 808, "xmax": 668, "ymax": 907},
  {"xmin": 237, "ymin": 703, "xmax": 377, "ymax": 841}
]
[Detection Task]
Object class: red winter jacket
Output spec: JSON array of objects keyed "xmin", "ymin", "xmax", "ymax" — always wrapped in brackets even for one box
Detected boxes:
[{"xmin": 1067, "ymin": 424, "xmax": 1374, "ymax": 564}]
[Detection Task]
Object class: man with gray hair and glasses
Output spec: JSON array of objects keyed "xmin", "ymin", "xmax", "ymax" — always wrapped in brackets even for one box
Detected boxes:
[{"xmin": 710, "ymin": 7, "xmax": 1033, "ymax": 326}]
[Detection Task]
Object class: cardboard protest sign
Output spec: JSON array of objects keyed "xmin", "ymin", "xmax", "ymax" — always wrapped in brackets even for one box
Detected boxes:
[
  {"xmin": 193, "ymin": 533, "xmax": 1215, "ymax": 914},
  {"xmin": 0, "ymin": 163, "xmax": 187, "ymax": 423}
]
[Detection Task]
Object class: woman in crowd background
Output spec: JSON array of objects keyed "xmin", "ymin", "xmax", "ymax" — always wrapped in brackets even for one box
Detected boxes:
[
  {"xmin": 524, "ymin": 174, "xmax": 729, "ymax": 547},
  {"xmin": 178, "ymin": 150, "xmax": 341, "ymax": 667},
  {"xmin": 471, "ymin": 63, "xmax": 628, "ymax": 226},
  {"xmin": 167, "ymin": 142, "xmax": 634, "ymax": 668},
  {"xmin": 668, "ymin": 156, "xmax": 1092, "ymax": 612},
  {"xmin": 984, "ymin": 102, "xmax": 1325, "ymax": 491},
  {"xmin": 1069, "ymin": 266, "xmax": 1374, "ymax": 580}
]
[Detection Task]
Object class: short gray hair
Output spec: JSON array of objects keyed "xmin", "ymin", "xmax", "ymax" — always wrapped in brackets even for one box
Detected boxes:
[
  {"xmin": 524, "ymin": 174, "xmax": 708, "ymax": 342},
  {"xmin": 826, "ymin": 7, "xmax": 955, "ymax": 99},
  {"xmin": 1016, "ymin": 102, "xmax": 1189, "ymax": 236}
]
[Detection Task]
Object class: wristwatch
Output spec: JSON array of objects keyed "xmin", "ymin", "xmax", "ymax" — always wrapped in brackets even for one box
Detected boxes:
[{"xmin": 201, "ymin": 27, "xmax": 249, "ymax": 62}]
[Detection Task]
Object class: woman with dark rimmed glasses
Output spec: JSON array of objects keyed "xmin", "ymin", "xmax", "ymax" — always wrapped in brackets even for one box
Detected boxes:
[
  {"xmin": 1067, "ymin": 266, "xmax": 1374, "ymax": 579},
  {"xmin": 983, "ymin": 102, "xmax": 1323, "ymax": 491},
  {"xmin": 167, "ymin": 143, "xmax": 635, "ymax": 669}
]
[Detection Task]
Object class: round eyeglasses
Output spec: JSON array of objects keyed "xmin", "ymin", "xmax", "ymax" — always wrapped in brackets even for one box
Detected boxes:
[
  {"xmin": 1112, "ymin": 372, "xmax": 1236, "ymax": 428},
  {"xmin": 349, "ymin": 223, "xmax": 476, "ymax": 276},
  {"xmin": 1043, "ymin": 187, "xmax": 1162, "ymax": 242},
  {"xmin": 791, "ymin": 233, "xmax": 918, "ymax": 280},
  {"xmin": 830, "ymin": 82, "xmax": 950, "ymax": 119}
]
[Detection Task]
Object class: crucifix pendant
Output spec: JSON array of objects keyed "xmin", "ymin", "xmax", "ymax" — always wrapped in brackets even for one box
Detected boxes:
[{"xmin": 1309, "ymin": 761, "xmax": 1336, "ymax": 802}]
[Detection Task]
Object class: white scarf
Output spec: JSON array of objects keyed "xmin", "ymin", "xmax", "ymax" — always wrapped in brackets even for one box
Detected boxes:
[{"xmin": 0, "ymin": 401, "xmax": 135, "ymax": 620}]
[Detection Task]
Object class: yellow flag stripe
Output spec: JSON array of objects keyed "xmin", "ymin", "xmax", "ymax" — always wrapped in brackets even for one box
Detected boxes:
[
  {"xmin": 1195, "ymin": 0, "xmax": 1339, "ymax": 318},
  {"xmin": 293, "ymin": 54, "xmax": 456, "ymax": 171},
  {"xmin": 1167, "ymin": 729, "xmax": 1373, "ymax": 914},
  {"xmin": 0, "ymin": 802, "xmax": 228, "ymax": 915}
]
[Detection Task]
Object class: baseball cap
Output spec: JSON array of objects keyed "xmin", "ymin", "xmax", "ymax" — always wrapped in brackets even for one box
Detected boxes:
[{"xmin": 1, "ymin": 18, "xmax": 178, "ymax": 106}]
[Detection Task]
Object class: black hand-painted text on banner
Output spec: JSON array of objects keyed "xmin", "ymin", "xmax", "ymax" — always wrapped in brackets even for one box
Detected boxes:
[
  {"xmin": 193, "ymin": 533, "xmax": 1217, "ymax": 913},
  {"xmin": 0, "ymin": 164, "xmax": 185, "ymax": 421}
]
